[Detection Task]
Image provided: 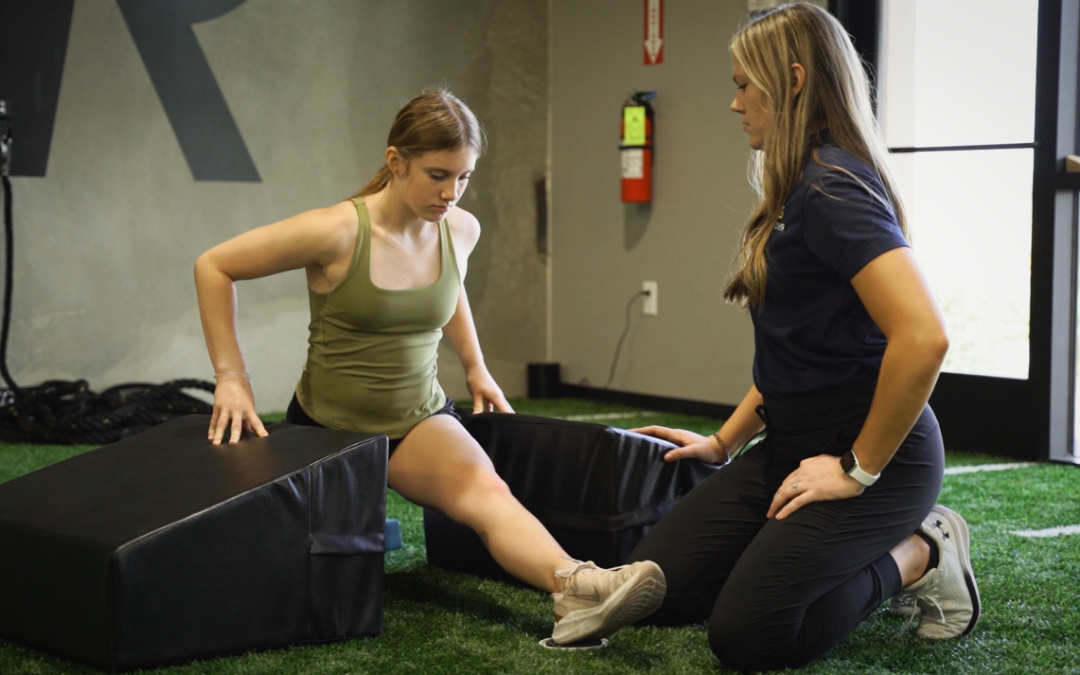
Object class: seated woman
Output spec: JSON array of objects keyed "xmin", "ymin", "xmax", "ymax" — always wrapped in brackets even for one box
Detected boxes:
[{"xmin": 194, "ymin": 89, "xmax": 666, "ymax": 646}]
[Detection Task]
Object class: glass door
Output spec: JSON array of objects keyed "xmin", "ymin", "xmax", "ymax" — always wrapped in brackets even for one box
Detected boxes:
[
  {"xmin": 879, "ymin": 0, "xmax": 1038, "ymax": 380},
  {"xmin": 871, "ymin": 0, "xmax": 1080, "ymax": 461}
]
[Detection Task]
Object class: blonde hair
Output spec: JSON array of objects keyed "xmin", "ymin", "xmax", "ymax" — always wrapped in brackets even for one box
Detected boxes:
[
  {"xmin": 353, "ymin": 89, "xmax": 486, "ymax": 198},
  {"xmin": 723, "ymin": 2, "xmax": 907, "ymax": 308}
]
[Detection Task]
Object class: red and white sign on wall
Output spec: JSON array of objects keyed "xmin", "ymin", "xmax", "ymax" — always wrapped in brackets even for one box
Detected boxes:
[{"xmin": 643, "ymin": 0, "xmax": 663, "ymax": 65}]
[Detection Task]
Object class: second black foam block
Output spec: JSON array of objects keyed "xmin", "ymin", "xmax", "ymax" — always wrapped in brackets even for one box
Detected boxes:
[
  {"xmin": 423, "ymin": 413, "xmax": 721, "ymax": 580},
  {"xmin": 0, "ymin": 414, "xmax": 389, "ymax": 672}
]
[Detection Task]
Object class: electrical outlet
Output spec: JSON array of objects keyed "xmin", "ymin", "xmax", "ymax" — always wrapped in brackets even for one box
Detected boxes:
[{"xmin": 642, "ymin": 281, "xmax": 658, "ymax": 316}]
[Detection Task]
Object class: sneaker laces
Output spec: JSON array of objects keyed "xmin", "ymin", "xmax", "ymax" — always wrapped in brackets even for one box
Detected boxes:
[
  {"xmin": 555, "ymin": 560, "xmax": 598, "ymax": 584},
  {"xmin": 899, "ymin": 570, "xmax": 947, "ymax": 635},
  {"xmin": 921, "ymin": 594, "xmax": 946, "ymax": 625},
  {"xmin": 899, "ymin": 611, "xmax": 917, "ymax": 636}
]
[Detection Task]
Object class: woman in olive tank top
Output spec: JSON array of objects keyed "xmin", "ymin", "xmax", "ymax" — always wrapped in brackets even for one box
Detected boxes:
[{"xmin": 194, "ymin": 89, "xmax": 666, "ymax": 647}]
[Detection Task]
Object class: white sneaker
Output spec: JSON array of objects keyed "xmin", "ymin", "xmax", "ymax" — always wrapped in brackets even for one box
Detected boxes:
[
  {"xmin": 550, "ymin": 560, "xmax": 666, "ymax": 645},
  {"xmin": 903, "ymin": 505, "xmax": 981, "ymax": 639}
]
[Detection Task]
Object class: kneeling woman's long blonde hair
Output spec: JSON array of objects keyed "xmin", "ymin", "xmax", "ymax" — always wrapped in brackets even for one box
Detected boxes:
[{"xmin": 723, "ymin": 2, "xmax": 907, "ymax": 309}]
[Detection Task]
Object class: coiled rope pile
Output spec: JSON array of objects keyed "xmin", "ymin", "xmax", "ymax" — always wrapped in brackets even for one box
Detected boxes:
[
  {"xmin": 0, "ymin": 379, "xmax": 214, "ymax": 445},
  {"xmin": 0, "ymin": 108, "xmax": 213, "ymax": 445}
]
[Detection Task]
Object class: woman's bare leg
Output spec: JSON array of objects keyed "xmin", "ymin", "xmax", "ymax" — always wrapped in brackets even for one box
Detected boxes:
[
  {"xmin": 388, "ymin": 414, "xmax": 569, "ymax": 592},
  {"xmin": 389, "ymin": 415, "xmax": 667, "ymax": 643}
]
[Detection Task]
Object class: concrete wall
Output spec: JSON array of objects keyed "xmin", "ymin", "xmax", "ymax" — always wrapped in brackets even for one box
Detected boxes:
[
  {"xmin": 549, "ymin": 0, "xmax": 758, "ymax": 407},
  {"xmin": 5, "ymin": 0, "xmax": 548, "ymax": 412}
]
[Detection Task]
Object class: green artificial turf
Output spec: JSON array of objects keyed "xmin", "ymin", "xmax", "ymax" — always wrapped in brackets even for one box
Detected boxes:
[{"xmin": 1, "ymin": 398, "xmax": 1078, "ymax": 674}]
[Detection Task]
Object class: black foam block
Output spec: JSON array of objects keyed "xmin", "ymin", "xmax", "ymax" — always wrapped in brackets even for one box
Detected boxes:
[
  {"xmin": 423, "ymin": 413, "xmax": 721, "ymax": 581},
  {"xmin": 0, "ymin": 414, "xmax": 388, "ymax": 672}
]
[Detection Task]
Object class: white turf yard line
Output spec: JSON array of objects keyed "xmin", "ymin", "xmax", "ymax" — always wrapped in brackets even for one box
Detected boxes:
[
  {"xmin": 943, "ymin": 462, "xmax": 1037, "ymax": 475},
  {"xmin": 1012, "ymin": 524, "xmax": 1080, "ymax": 538},
  {"xmin": 563, "ymin": 411, "xmax": 659, "ymax": 421},
  {"xmin": 939, "ymin": 460, "xmax": 1075, "ymax": 538}
]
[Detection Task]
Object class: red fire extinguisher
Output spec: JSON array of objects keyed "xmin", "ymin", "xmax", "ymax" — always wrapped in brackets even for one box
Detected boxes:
[{"xmin": 621, "ymin": 91, "xmax": 655, "ymax": 203}]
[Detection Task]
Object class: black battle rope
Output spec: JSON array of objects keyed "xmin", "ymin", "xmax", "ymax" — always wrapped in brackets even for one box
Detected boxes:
[
  {"xmin": 0, "ymin": 174, "xmax": 16, "ymax": 395},
  {"xmin": 0, "ymin": 379, "xmax": 215, "ymax": 445},
  {"xmin": 1, "ymin": 100, "xmax": 18, "ymax": 392},
  {"xmin": 0, "ymin": 104, "xmax": 215, "ymax": 445}
]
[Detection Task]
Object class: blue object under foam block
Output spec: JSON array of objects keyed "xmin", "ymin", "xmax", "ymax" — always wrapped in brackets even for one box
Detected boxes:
[{"xmin": 384, "ymin": 518, "xmax": 402, "ymax": 551}]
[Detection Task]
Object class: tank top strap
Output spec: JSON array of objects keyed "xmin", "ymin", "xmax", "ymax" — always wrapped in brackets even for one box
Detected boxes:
[
  {"xmin": 438, "ymin": 214, "xmax": 460, "ymax": 283},
  {"xmin": 349, "ymin": 197, "xmax": 371, "ymax": 277}
]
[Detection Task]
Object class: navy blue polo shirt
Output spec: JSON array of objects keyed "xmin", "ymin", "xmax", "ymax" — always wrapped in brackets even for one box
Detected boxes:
[{"xmin": 751, "ymin": 142, "xmax": 909, "ymax": 398}]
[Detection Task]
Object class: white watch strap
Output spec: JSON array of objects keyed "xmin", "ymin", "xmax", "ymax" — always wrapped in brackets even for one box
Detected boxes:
[
  {"xmin": 844, "ymin": 449, "xmax": 880, "ymax": 487},
  {"xmin": 847, "ymin": 463, "xmax": 879, "ymax": 487}
]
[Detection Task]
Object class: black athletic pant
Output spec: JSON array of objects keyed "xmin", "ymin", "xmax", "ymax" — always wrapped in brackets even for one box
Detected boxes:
[{"xmin": 628, "ymin": 380, "xmax": 944, "ymax": 672}]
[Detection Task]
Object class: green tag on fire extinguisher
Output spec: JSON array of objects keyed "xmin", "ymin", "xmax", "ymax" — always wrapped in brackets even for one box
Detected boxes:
[{"xmin": 623, "ymin": 106, "xmax": 646, "ymax": 146}]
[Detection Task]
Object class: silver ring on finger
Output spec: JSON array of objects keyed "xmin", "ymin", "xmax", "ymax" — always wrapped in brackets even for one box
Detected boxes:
[{"xmin": 792, "ymin": 482, "xmax": 799, "ymax": 493}]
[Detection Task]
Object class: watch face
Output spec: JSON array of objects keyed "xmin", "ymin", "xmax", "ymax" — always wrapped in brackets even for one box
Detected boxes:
[{"xmin": 840, "ymin": 449, "xmax": 856, "ymax": 473}]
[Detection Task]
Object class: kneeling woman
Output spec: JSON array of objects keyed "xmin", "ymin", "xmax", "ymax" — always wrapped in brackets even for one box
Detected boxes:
[{"xmin": 629, "ymin": 4, "xmax": 979, "ymax": 671}]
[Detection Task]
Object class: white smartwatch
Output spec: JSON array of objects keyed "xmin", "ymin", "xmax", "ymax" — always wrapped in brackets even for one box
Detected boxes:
[{"xmin": 840, "ymin": 449, "xmax": 879, "ymax": 487}]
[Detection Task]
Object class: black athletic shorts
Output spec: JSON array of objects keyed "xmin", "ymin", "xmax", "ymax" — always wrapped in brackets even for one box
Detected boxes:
[{"xmin": 284, "ymin": 394, "xmax": 461, "ymax": 457}]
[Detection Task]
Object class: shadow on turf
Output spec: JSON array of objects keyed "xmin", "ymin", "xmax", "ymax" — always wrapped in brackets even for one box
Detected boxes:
[
  {"xmin": 384, "ymin": 566, "xmax": 677, "ymax": 670},
  {"xmin": 387, "ymin": 567, "xmax": 536, "ymax": 621}
]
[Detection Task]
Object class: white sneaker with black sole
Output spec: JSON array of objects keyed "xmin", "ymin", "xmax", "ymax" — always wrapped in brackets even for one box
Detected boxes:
[
  {"xmin": 902, "ymin": 505, "xmax": 981, "ymax": 639},
  {"xmin": 551, "ymin": 560, "xmax": 666, "ymax": 645}
]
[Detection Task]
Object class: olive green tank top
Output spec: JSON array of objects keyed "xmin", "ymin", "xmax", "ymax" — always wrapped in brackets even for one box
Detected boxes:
[{"xmin": 295, "ymin": 198, "xmax": 461, "ymax": 438}]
